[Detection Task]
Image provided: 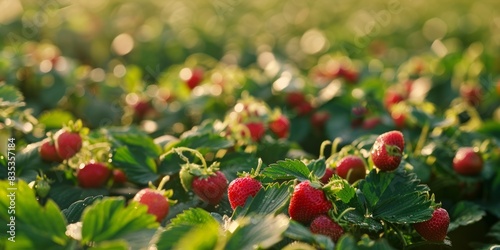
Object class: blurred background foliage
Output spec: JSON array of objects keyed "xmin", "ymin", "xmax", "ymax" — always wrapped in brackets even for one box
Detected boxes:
[{"xmin": 1, "ymin": 0, "xmax": 500, "ymax": 150}]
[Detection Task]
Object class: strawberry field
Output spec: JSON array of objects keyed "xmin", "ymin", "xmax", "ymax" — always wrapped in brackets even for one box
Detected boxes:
[{"xmin": 1, "ymin": 0, "xmax": 500, "ymax": 249}]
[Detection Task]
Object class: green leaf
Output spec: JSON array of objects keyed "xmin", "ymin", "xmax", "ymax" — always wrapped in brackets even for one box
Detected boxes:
[
  {"xmin": 38, "ymin": 110, "xmax": 75, "ymax": 130},
  {"xmin": 486, "ymin": 221, "xmax": 500, "ymax": 242},
  {"xmin": 91, "ymin": 240, "xmax": 129, "ymax": 250},
  {"xmin": 233, "ymin": 182, "xmax": 291, "ymax": 218},
  {"xmin": 156, "ymin": 208, "xmax": 219, "ymax": 250},
  {"xmin": 0, "ymin": 85, "xmax": 24, "ymax": 108},
  {"xmin": 307, "ymin": 158, "xmax": 327, "ymax": 179},
  {"xmin": 81, "ymin": 197, "xmax": 158, "ymax": 244},
  {"xmin": 448, "ymin": 201, "xmax": 486, "ymax": 232},
  {"xmin": 256, "ymin": 139, "xmax": 291, "ymax": 164},
  {"xmin": 112, "ymin": 146, "xmax": 160, "ymax": 185},
  {"xmin": 283, "ymin": 220, "xmax": 334, "ymax": 250},
  {"xmin": 108, "ymin": 129, "xmax": 162, "ymax": 157},
  {"xmin": 358, "ymin": 169, "xmax": 433, "ymax": 224},
  {"xmin": 0, "ymin": 180, "xmax": 69, "ymax": 249},
  {"xmin": 62, "ymin": 195, "xmax": 103, "ymax": 224},
  {"xmin": 170, "ymin": 208, "xmax": 218, "ymax": 227},
  {"xmin": 219, "ymin": 152, "xmax": 260, "ymax": 180},
  {"xmin": 263, "ymin": 159, "xmax": 311, "ymax": 181},
  {"xmin": 49, "ymin": 183, "xmax": 109, "ymax": 211},
  {"xmin": 174, "ymin": 133, "xmax": 234, "ymax": 151},
  {"xmin": 224, "ymin": 214, "xmax": 289, "ymax": 250},
  {"xmin": 336, "ymin": 234, "xmax": 396, "ymax": 250}
]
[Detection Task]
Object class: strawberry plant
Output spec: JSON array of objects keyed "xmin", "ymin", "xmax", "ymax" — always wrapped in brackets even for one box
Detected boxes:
[{"xmin": 2, "ymin": 1, "xmax": 500, "ymax": 248}]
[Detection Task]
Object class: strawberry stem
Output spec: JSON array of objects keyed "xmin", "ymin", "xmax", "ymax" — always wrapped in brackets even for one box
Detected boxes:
[
  {"xmin": 161, "ymin": 147, "xmax": 208, "ymax": 169},
  {"xmin": 254, "ymin": 158, "xmax": 263, "ymax": 175},
  {"xmin": 413, "ymin": 122, "xmax": 429, "ymax": 156},
  {"xmin": 319, "ymin": 140, "xmax": 331, "ymax": 158},
  {"xmin": 330, "ymin": 137, "xmax": 343, "ymax": 156},
  {"xmin": 157, "ymin": 175, "xmax": 170, "ymax": 190}
]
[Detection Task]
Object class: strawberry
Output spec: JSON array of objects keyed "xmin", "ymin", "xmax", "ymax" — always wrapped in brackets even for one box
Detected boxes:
[
  {"xmin": 310, "ymin": 111, "xmax": 330, "ymax": 129},
  {"xmin": 309, "ymin": 215, "xmax": 344, "ymax": 243},
  {"xmin": 320, "ymin": 167, "xmax": 335, "ymax": 184},
  {"xmin": 362, "ymin": 116, "xmax": 381, "ymax": 130},
  {"xmin": 191, "ymin": 171, "xmax": 228, "ymax": 205},
  {"xmin": 295, "ymin": 102, "xmax": 313, "ymax": 116},
  {"xmin": 269, "ymin": 114, "xmax": 290, "ymax": 139},
  {"xmin": 184, "ymin": 67, "xmax": 204, "ymax": 90},
  {"xmin": 370, "ymin": 130, "xmax": 405, "ymax": 171},
  {"xmin": 384, "ymin": 90, "xmax": 405, "ymax": 110},
  {"xmin": 336, "ymin": 155, "xmax": 366, "ymax": 184},
  {"xmin": 288, "ymin": 181, "xmax": 332, "ymax": 224},
  {"xmin": 413, "ymin": 207, "xmax": 450, "ymax": 242},
  {"xmin": 460, "ymin": 85, "xmax": 482, "ymax": 106},
  {"xmin": 228, "ymin": 176, "xmax": 263, "ymax": 209},
  {"xmin": 245, "ymin": 122, "xmax": 266, "ymax": 142},
  {"xmin": 133, "ymin": 188, "xmax": 169, "ymax": 223},
  {"xmin": 452, "ymin": 147, "xmax": 483, "ymax": 176},
  {"xmin": 286, "ymin": 92, "xmax": 307, "ymax": 107},
  {"xmin": 341, "ymin": 69, "xmax": 358, "ymax": 83},
  {"xmin": 77, "ymin": 162, "xmax": 111, "ymax": 188},
  {"xmin": 39, "ymin": 138, "xmax": 63, "ymax": 162},
  {"xmin": 133, "ymin": 100, "xmax": 153, "ymax": 120},
  {"xmin": 391, "ymin": 111, "xmax": 406, "ymax": 128},
  {"xmin": 55, "ymin": 130, "xmax": 82, "ymax": 160},
  {"xmin": 112, "ymin": 169, "xmax": 128, "ymax": 184}
]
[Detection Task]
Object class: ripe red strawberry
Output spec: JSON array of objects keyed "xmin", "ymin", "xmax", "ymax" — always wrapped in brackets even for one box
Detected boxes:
[
  {"xmin": 39, "ymin": 139, "xmax": 63, "ymax": 162},
  {"xmin": 228, "ymin": 176, "xmax": 263, "ymax": 209},
  {"xmin": 320, "ymin": 167, "xmax": 335, "ymax": 184},
  {"xmin": 245, "ymin": 122, "xmax": 266, "ymax": 142},
  {"xmin": 133, "ymin": 188, "xmax": 169, "ymax": 223},
  {"xmin": 269, "ymin": 115, "xmax": 290, "ymax": 139},
  {"xmin": 384, "ymin": 90, "xmax": 405, "ymax": 110},
  {"xmin": 391, "ymin": 112, "xmax": 406, "ymax": 128},
  {"xmin": 295, "ymin": 102, "xmax": 313, "ymax": 116},
  {"xmin": 133, "ymin": 100, "xmax": 153, "ymax": 120},
  {"xmin": 55, "ymin": 130, "xmax": 82, "ymax": 160},
  {"xmin": 453, "ymin": 147, "xmax": 483, "ymax": 176},
  {"xmin": 112, "ymin": 169, "xmax": 128, "ymax": 184},
  {"xmin": 191, "ymin": 171, "xmax": 228, "ymax": 205},
  {"xmin": 185, "ymin": 67, "xmax": 204, "ymax": 90},
  {"xmin": 460, "ymin": 85, "xmax": 482, "ymax": 106},
  {"xmin": 288, "ymin": 181, "xmax": 332, "ymax": 224},
  {"xmin": 342, "ymin": 69, "xmax": 359, "ymax": 83},
  {"xmin": 77, "ymin": 162, "xmax": 111, "ymax": 188},
  {"xmin": 362, "ymin": 116, "xmax": 381, "ymax": 130},
  {"xmin": 309, "ymin": 215, "xmax": 344, "ymax": 243},
  {"xmin": 310, "ymin": 111, "xmax": 330, "ymax": 129},
  {"xmin": 413, "ymin": 208, "xmax": 450, "ymax": 242},
  {"xmin": 286, "ymin": 92, "xmax": 307, "ymax": 107},
  {"xmin": 336, "ymin": 155, "xmax": 366, "ymax": 184},
  {"xmin": 370, "ymin": 130, "xmax": 405, "ymax": 171}
]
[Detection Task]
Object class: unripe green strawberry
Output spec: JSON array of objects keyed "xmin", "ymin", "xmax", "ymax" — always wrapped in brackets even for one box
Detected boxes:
[
  {"xmin": 453, "ymin": 147, "xmax": 483, "ymax": 176},
  {"xmin": 309, "ymin": 215, "xmax": 344, "ymax": 243},
  {"xmin": 228, "ymin": 176, "xmax": 262, "ymax": 209},
  {"xmin": 133, "ymin": 188, "xmax": 169, "ymax": 223},
  {"xmin": 288, "ymin": 181, "xmax": 332, "ymax": 224},
  {"xmin": 413, "ymin": 208, "xmax": 450, "ymax": 242},
  {"xmin": 370, "ymin": 130, "xmax": 405, "ymax": 171},
  {"xmin": 191, "ymin": 171, "xmax": 228, "ymax": 205},
  {"xmin": 336, "ymin": 155, "xmax": 366, "ymax": 183}
]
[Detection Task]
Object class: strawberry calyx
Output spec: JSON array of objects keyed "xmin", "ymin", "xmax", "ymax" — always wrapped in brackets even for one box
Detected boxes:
[{"xmin": 385, "ymin": 144, "xmax": 403, "ymax": 157}]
